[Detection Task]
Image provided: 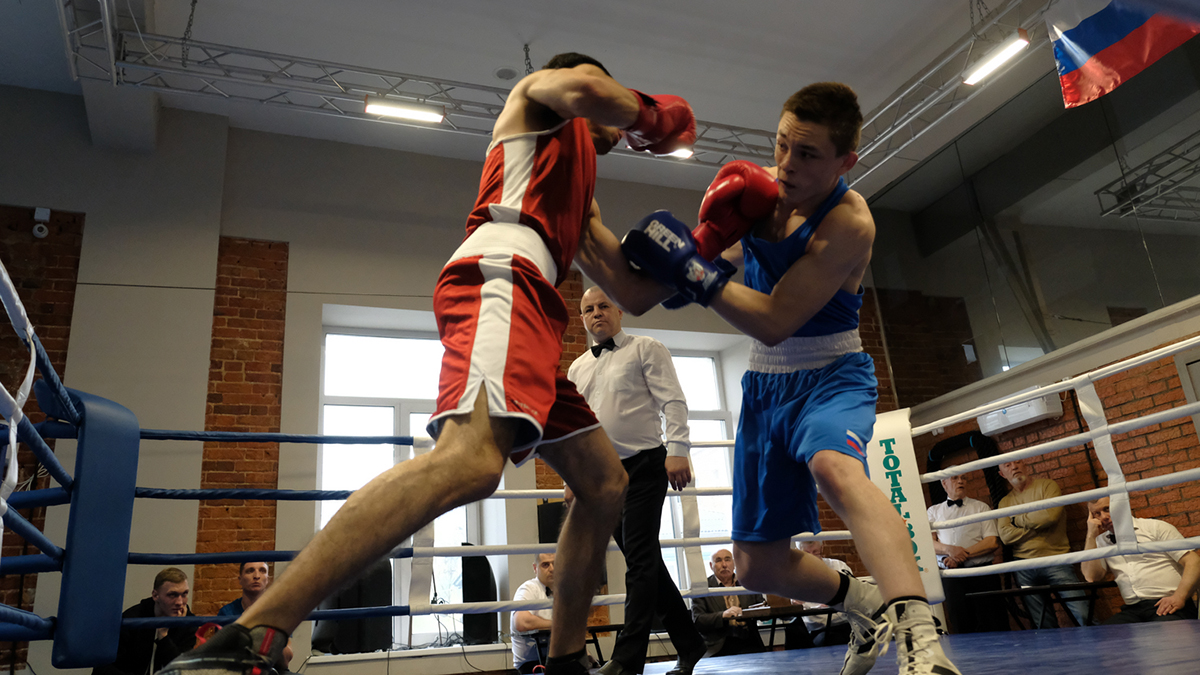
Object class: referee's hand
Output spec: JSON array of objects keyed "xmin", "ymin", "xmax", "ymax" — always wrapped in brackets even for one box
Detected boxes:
[{"xmin": 665, "ymin": 456, "xmax": 692, "ymax": 491}]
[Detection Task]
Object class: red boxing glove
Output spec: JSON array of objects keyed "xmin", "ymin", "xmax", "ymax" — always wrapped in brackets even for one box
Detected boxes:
[
  {"xmin": 693, "ymin": 160, "xmax": 778, "ymax": 260},
  {"xmin": 624, "ymin": 89, "xmax": 696, "ymax": 156}
]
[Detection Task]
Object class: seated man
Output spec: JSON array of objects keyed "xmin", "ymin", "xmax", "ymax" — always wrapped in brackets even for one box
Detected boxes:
[
  {"xmin": 691, "ymin": 549, "xmax": 765, "ymax": 658},
  {"xmin": 789, "ymin": 540, "xmax": 854, "ymax": 648},
  {"xmin": 512, "ymin": 553, "xmax": 556, "ymax": 674},
  {"xmin": 92, "ymin": 568, "xmax": 196, "ymax": 675},
  {"xmin": 1082, "ymin": 496, "xmax": 1200, "ymax": 624},
  {"xmin": 927, "ymin": 473, "xmax": 1006, "ymax": 633},
  {"xmin": 218, "ymin": 562, "xmax": 272, "ymax": 617},
  {"xmin": 217, "ymin": 562, "xmax": 293, "ymax": 667}
]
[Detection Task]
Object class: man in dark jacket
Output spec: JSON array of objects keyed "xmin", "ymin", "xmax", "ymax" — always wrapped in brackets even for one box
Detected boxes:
[
  {"xmin": 690, "ymin": 549, "xmax": 765, "ymax": 657},
  {"xmin": 93, "ymin": 568, "xmax": 196, "ymax": 675}
]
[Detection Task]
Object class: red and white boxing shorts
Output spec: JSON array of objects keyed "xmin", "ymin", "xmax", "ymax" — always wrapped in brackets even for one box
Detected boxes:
[{"xmin": 427, "ymin": 222, "xmax": 599, "ymax": 465}]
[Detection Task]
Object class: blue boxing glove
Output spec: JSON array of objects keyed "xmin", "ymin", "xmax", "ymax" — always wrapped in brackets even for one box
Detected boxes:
[
  {"xmin": 621, "ymin": 210, "xmax": 731, "ymax": 307},
  {"xmin": 661, "ymin": 257, "xmax": 737, "ymax": 309}
]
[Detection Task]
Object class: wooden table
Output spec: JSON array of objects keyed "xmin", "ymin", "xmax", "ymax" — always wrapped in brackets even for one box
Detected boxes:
[{"xmin": 740, "ymin": 605, "xmax": 838, "ymax": 647}]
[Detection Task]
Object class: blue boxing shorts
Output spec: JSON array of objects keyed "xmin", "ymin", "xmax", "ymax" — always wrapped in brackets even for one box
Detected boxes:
[{"xmin": 731, "ymin": 335, "xmax": 878, "ymax": 543}]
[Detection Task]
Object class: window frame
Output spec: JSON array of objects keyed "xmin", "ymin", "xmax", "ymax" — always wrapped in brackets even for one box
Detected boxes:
[{"xmin": 318, "ymin": 327, "xmax": 480, "ymax": 647}]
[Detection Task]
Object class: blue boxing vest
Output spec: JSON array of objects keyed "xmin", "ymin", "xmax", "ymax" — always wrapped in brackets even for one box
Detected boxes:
[{"xmin": 741, "ymin": 177, "xmax": 864, "ymax": 338}]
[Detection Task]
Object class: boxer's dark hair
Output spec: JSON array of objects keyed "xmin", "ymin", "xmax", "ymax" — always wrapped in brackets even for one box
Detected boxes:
[
  {"xmin": 782, "ymin": 83, "xmax": 863, "ymax": 156},
  {"xmin": 543, "ymin": 52, "xmax": 611, "ymax": 77}
]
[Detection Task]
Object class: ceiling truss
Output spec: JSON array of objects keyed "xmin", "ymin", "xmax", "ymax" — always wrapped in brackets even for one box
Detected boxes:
[
  {"xmin": 1095, "ymin": 128, "xmax": 1200, "ymax": 223},
  {"xmin": 850, "ymin": 0, "xmax": 1056, "ymax": 187},
  {"xmin": 59, "ymin": 0, "xmax": 1061, "ymax": 178}
]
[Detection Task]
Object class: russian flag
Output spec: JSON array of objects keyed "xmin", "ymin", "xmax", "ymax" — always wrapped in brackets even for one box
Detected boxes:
[{"xmin": 1046, "ymin": 0, "xmax": 1200, "ymax": 108}]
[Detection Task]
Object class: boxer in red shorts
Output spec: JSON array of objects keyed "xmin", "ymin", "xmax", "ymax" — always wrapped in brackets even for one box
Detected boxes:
[{"xmin": 162, "ymin": 53, "xmax": 696, "ymax": 675}]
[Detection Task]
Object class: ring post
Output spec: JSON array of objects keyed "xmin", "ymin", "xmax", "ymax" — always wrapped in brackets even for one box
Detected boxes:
[
  {"xmin": 867, "ymin": 408, "xmax": 944, "ymax": 603},
  {"xmin": 52, "ymin": 389, "xmax": 140, "ymax": 668}
]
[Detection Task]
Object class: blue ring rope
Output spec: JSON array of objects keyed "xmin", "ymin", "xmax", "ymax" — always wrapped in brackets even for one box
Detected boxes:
[
  {"xmin": 30, "ymin": 332, "xmax": 80, "ymax": 425},
  {"xmin": 140, "ymin": 430, "xmax": 415, "ymax": 445},
  {"xmin": 0, "ymin": 553, "xmax": 63, "ymax": 575},
  {"xmin": 136, "ymin": 487, "xmax": 355, "ymax": 501},
  {"xmin": 0, "ymin": 603, "xmax": 55, "ymax": 632},
  {"xmin": 0, "ymin": 622, "xmax": 53, "ymax": 642},
  {"xmin": 7, "ymin": 487, "xmax": 71, "ymax": 509},
  {"xmin": 123, "ymin": 605, "xmax": 413, "ymax": 630},
  {"xmin": 2, "ymin": 508, "xmax": 64, "ymax": 560},
  {"xmin": 16, "ymin": 417, "xmax": 73, "ymax": 489}
]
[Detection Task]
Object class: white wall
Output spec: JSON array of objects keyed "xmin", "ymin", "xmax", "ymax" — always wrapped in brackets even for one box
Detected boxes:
[{"xmin": 0, "ymin": 84, "xmax": 736, "ymax": 673}]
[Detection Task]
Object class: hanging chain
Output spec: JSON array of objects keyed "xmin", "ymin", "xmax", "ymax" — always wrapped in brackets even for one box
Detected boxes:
[
  {"xmin": 181, "ymin": 0, "xmax": 199, "ymax": 68},
  {"xmin": 524, "ymin": 44, "xmax": 533, "ymax": 76},
  {"xmin": 969, "ymin": 0, "xmax": 991, "ymax": 38}
]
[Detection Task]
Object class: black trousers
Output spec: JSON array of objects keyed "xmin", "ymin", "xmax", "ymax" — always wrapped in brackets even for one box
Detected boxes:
[
  {"xmin": 610, "ymin": 447, "xmax": 705, "ymax": 673},
  {"xmin": 941, "ymin": 568, "xmax": 1009, "ymax": 633},
  {"xmin": 1102, "ymin": 598, "xmax": 1199, "ymax": 624}
]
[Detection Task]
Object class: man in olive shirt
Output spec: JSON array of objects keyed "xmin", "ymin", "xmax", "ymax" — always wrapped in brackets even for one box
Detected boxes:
[{"xmin": 996, "ymin": 458, "xmax": 1091, "ymax": 627}]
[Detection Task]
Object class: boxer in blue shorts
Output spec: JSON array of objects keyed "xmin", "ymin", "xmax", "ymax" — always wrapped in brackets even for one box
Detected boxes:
[{"xmin": 622, "ymin": 83, "xmax": 962, "ymax": 675}]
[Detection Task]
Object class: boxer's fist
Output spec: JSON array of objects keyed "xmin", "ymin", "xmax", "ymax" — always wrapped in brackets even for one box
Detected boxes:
[
  {"xmin": 624, "ymin": 90, "xmax": 696, "ymax": 156},
  {"xmin": 621, "ymin": 211, "xmax": 730, "ymax": 307},
  {"xmin": 694, "ymin": 161, "xmax": 778, "ymax": 259}
]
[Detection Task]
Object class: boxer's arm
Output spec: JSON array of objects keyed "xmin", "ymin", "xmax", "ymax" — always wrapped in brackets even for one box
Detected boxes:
[
  {"xmin": 523, "ymin": 67, "xmax": 640, "ymax": 127},
  {"xmin": 575, "ymin": 200, "xmax": 675, "ymax": 315},
  {"xmin": 707, "ymin": 203, "xmax": 873, "ymax": 346}
]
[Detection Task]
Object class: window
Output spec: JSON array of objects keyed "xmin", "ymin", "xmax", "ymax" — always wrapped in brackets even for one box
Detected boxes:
[
  {"xmin": 661, "ymin": 352, "xmax": 734, "ymax": 584},
  {"xmin": 320, "ymin": 331, "xmax": 477, "ymax": 646}
]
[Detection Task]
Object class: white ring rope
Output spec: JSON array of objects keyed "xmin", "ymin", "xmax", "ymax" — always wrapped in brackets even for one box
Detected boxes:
[
  {"xmin": 912, "ymin": 328, "xmax": 1200, "ymax": 584},
  {"xmin": 402, "ymin": 530, "xmax": 855, "ymax": 559},
  {"xmin": 911, "ymin": 332, "xmax": 1200, "ymax": 436},
  {"xmin": 0, "ymin": 259, "xmax": 36, "ymax": 523}
]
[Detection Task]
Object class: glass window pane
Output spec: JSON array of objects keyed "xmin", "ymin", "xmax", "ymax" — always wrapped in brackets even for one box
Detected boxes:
[
  {"xmin": 410, "ymin": 413, "xmax": 432, "ymax": 440},
  {"xmin": 690, "ymin": 424, "xmax": 732, "ymax": 564},
  {"xmin": 660, "ymin": 502, "xmax": 680, "ymax": 587},
  {"xmin": 320, "ymin": 405, "xmax": 394, "ymax": 528},
  {"xmin": 412, "ymin": 506, "xmax": 468, "ymax": 640},
  {"xmin": 324, "ymin": 334, "xmax": 443, "ymax": 399},
  {"xmin": 672, "ymin": 356, "xmax": 720, "ymax": 410}
]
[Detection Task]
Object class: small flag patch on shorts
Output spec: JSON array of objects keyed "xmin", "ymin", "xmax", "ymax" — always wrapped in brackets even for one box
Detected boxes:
[{"xmin": 846, "ymin": 430, "xmax": 865, "ymax": 456}]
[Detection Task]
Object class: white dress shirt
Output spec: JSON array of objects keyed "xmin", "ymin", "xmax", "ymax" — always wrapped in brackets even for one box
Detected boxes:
[
  {"xmin": 567, "ymin": 331, "xmax": 690, "ymax": 460},
  {"xmin": 801, "ymin": 557, "xmax": 853, "ymax": 630},
  {"xmin": 1093, "ymin": 517, "xmax": 1191, "ymax": 604},
  {"xmin": 511, "ymin": 577, "xmax": 553, "ymax": 665},
  {"xmin": 927, "ymin": 496, "xmax": 999, "ymax": 569}
]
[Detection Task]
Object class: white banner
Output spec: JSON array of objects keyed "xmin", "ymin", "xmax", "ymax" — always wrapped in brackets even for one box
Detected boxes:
[{"xmin": 867, "ymin": 408, "xmax": 944, "ymax": 603}]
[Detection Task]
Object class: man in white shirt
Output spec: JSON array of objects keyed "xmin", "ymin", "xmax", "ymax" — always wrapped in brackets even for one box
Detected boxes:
[
  {"xmin": 926, "ymin": 473, "xmax": 1006, "ymax": 633},
  {"xmin": 567, "ymin": 287, "xmax": 706, "ymax": 675},
  {"xmin": 512, "ymin": 553, "xmax": 557, "ymax": 673},
  {"xmin": 792, "ymin": 540, "xmax": 854, "ymax": 647},
  {"xmin": 1082, "ymin": 496, "xmax": 1200, "ymax": 624}
]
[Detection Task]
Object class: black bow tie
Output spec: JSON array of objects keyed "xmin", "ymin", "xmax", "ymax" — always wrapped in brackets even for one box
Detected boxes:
[
  {"xmin": 946, "ymin": 499, "xmax": 963, "ymax": 508},
  {"xmin": 591, "ymin": 338, "xmax": 617, "ymax": 357},
  {"xmin": 1106, "ymin": 532, "xmax": 1115, "ymax": 544}
]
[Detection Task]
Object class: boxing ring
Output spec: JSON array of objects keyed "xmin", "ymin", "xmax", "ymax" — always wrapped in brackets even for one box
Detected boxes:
[{"xmin": 3, "ymin": 249, "xmax": 1200, "ymax": 673}]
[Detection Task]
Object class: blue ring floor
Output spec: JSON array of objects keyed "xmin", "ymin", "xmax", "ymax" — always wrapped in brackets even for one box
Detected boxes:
[{"xmin": 643, "ymin": 622, "xmax": 1200, "ymax": 674}]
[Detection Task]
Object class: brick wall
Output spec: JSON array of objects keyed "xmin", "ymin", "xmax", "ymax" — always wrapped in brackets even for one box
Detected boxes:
[
  {"xmin": 874, "ymin": 288, "xmax": 983, "ymax": 409},
  {"xmin": 912, "ymin": 334, "xmax": 1200, "ymax": 622},
  {"xmin": 192, "ymin": 238, "xmax": 289, "ymax": 616},
  {"xmin": 0, "ymin": 206, "xmax": 84, "ymax": 670}
]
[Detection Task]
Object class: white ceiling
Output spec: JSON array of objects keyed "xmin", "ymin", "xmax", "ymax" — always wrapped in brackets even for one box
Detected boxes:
[{"xmin": 1, "ymin": 0, "xmax": 1044, "ymax": 191}]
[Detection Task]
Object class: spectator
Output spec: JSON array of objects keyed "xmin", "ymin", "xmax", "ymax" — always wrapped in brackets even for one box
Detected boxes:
[
  {"xmin": 217, "ymin": 562, "xmax": 293, "ymax": 667},
  {"xmin": 927, "ymin": 474, "xmax": 1006, "ymax": 633},
  {"xmin": 92, "ymin": 568, "xmax": 195, "ymax": 675},
  {"xmin": 1082, "ymin": 496, "xmax": 1200, "ymax": 624},
  {"xmin": 996, "ymin": 458, "xmax": 1091, "ymax": 628},
  {"xmin": 691, "ymin": 550, "xmax": 765, "ymax": 657},
  {"xmin": 511, "ymin": 553, "xmax": 556, "ymax": 674},
  {"xmin": 790, "ymin": 540, "xmax": 854, "ymax": 647}
]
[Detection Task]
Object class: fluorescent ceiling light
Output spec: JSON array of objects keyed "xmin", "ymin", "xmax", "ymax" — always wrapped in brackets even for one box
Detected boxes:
[
  {"xmin": 364, "ymin": 96, "xmax": 445, "ymax": 123},
  {"xmin": 963, "ymin": 28, "xmax": 1029, "ymax": 85},
  {"xmin": 667, "ymin": 148, "xmax": 694, "ymax": 159}
]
